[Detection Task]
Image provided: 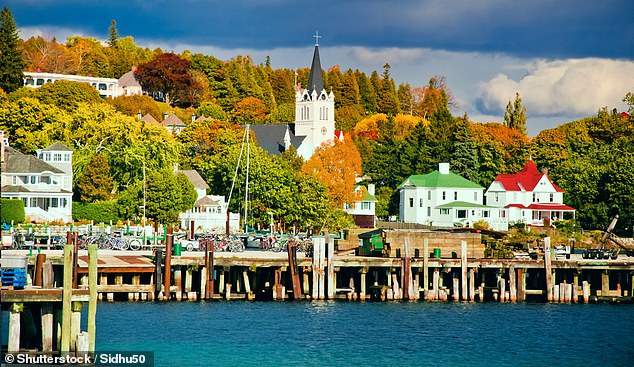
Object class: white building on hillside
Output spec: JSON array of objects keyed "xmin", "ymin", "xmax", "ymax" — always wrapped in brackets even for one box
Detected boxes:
[
  {"xmin": 1, "ymin": 141, "xmax": 73, "ymax": 223},
  {"xmin": 23, "ymin": 71, "xmax": 122, "ymax": 99},
  {"xmin": 176, "ymin": 169, "xmax": 239, "ymax": 232},
  {"xmin": 398, "ymin": 163, "xmax": 506, "ymax": 231},
  {"xmin": 485, "ymin": 160, "xmax": 575, "ymax": 228}
]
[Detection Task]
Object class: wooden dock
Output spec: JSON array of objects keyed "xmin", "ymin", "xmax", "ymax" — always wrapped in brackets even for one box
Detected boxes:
[{"xmin": 3, "ymin": 236, "xmax": 633, "ymax": 307}]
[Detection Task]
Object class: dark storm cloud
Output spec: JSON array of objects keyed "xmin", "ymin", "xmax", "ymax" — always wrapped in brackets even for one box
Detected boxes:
[{"xmin": 8, "ymin": 0, "xmax": 634, "ymax": 59}]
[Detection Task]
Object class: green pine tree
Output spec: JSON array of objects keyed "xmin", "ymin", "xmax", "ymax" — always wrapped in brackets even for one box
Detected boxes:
[
  {"xmin": 0, "ymin": 7, "xmax": 26, "ymax": 93},
  {"xmin": 504, "ymin": 92, "xmax": 527, "ymax": 134}
]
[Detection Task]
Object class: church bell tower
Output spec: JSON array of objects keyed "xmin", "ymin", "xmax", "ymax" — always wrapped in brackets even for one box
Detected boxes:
[{"xmin": 294, "ymin": 32, "xmax": 336, "ymax": 160}]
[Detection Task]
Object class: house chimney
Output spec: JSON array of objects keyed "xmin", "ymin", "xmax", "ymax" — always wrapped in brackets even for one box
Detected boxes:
[
  {"xmin": 368, "ymin": 183, "xmax": 375, "ymax": 196},
  {"xmin": 137, "ymin": 110, "xmax": 142, "ymax": 120},
  {"xmin": 173, "ymin": 163, "xmax": 179, "ymax": 172},
  {"xmin": 191, "ymin": 114, "xmax": 196, "ymax": 123},
  {"xmin": 439, "ymin": 162, "xmax": 450, "ymax": 174},
  {"xmin": 542, "ymin": 168, "xmax": 548, "ymax": 175},
  {"xmin": 163, "ymin": 113, "xmax": 168, "ymax": 121}
]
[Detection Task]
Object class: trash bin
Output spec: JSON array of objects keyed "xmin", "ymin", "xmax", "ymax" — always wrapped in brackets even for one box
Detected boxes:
[
  {"xmin": 433, "ymin": 248, "xmax": 441, "ymax": 258},
  {"xmin": 173, "ymin": 242, "xmax": 182, "ymax": 256}
]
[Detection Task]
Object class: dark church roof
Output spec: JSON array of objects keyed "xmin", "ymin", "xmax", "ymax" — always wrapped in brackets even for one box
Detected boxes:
[
  {"xmin": 307, "ymin": 45, "xmax": 324, "ymax": 95},
  {"xmin": 248, "ymin": 124, "xmax": 305, "ymax": 156}
]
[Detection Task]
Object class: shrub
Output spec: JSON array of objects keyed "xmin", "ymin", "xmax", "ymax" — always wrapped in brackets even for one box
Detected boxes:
[
  {"xmin": 0, "ymin": 199, "xmax": 25, "ymax": 224},
  {"xmin": 72, "ymin": 200, "xmax": 120, "ymax": 224}
]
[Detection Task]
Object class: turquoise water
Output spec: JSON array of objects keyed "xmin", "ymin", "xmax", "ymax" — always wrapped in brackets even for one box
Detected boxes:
[{"xmin": 92, "ymin": 302, "xmax": 634, "ymax": 367}]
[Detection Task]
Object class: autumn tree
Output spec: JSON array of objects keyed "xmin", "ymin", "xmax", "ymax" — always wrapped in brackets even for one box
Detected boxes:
[
  {"xmin": 75, "ymin": 153, "xmax": 114, "ymax": 202},
  {"xmin": 301, "ymin": 138, "xmax": 363, "ymax": 208},
  {"xmin": 106, "ymin": 94, "xmax": 162, "ymax": 120},
  {"xmin": 232, "ymin": 97, "xmax": 267, "ymax": 124},
  {"xmin": 0, "ymin": 7, "xmax": 26, "ymax": 93},
  {"xmin": 504, "ymin": 92, "xmax": 527, "ymax": 134},
  {"xmin": 136, "ymin": 52, "xmax": 193, "ymax": 107}
]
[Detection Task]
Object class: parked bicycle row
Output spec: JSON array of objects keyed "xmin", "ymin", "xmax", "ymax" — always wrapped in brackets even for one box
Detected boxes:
[{"xmin": 6, "ymin": 230, "xmax": 313, "ymax": 255}]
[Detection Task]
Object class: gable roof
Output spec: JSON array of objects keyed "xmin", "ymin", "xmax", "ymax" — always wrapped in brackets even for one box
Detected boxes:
[
  {"xmin": 493, "ymin": 160, "xmax": 563, "ymax": 192},
  {"xmin": 248, "ymin": 124, "xmax": 306, "ymax": 156},
  {"xmin": 118, "ymin": 70, "xmax": 141, "ymax": 88},
  {"xmin": 176, "ymin": 170, "xmax": 209, "ymax": 190},
  {"xmin": 161, "ymin": 114, "xmax": 186, "ymax": 127},
  {"xmin": 4, "ymin": 147, "xmax": 64, "ymax": 174},
  {"xmin": 141, "ymin": 114, "xmax": 158, "ymax": 124},
  {"xmin": 41, "ymin": 142, "xmax": 72, "ymax": 152},
  {"xmin": 398, "ymin": 170, "xmax": 483, "ymax": 190},
  {"xmin": 194, "ymin": 195, "xmax": 221, "ymax": 207}
]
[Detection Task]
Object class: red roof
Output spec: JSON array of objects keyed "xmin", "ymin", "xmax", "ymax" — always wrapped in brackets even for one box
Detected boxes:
[
  {"xmin": 507, "ymin": 203, "xmax": 575, "ymax": 211},
  {"xmin": 493, "ymin": 161, "xmax": 563, "ymax": 193}
]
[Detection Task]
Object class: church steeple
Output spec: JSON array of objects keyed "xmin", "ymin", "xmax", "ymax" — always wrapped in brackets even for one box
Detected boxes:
[{"xmin": 307, "ymin": 31, "xmax": 324, "ymax": 95}]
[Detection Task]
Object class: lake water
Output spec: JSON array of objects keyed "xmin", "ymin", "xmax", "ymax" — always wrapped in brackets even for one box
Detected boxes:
[{"xmin": 89, "ymin": 301, "xmax": 634, "ymax": 367}]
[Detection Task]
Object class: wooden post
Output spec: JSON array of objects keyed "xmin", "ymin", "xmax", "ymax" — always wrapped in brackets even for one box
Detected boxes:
[
  {"xmin": 205, "ymin": 240, "xmax": 215, "ymax": 299},
  {"xmin": 509, "ymin": 264, "xmax": 517, "ymax": 303},
  {"xmin": 327, "ymin": 234, "xmax": 335, "ymax": 300},
  {"xmin": 423, "ymin": 239, "xmax": 429, "ymax": 299},
  {"xmin": 303, "ymin": 268, "xmax": 310, "ymax": 297},
  {"xmin": 163, "ymin": 228, "xmax": 173, "ymax": 300},
  {"xmin": 73, "ymin": 232, "xmax": 79, "ymax": 289},
  {"xmin": 582, "ymin": 280, "xmax": 590, "ymax": 303},
  {"xmin": 42, "ymin": 303, "xmax": 54, "ymax": 352},
  {"xmin": 43, "ymin": 261, "xmax": 54, "ymax": 288},
  {"xmin": 392, "ymin": 273, "xmax": 401, "ymax": 300},
  {"xmin": 71, "ymin": 301, "xmax": 83, "ymax": 351},
  {"xmin": 76, "ymin": 331, "xmax": 89, "ymax": 355},
  {"xmin": 544, "ymin": 237, "xmax": 553, "ymax": 302},
  {"xmin": 601, "ymin": 270, "xmax": 610, "ymax": 297},
  {"xmin": 312, "ymin": 240, "xmax": 320, "ymax": 300},
  {"xmin": 517, "ymin": 268, "xmax": 526, "ymax": 302},
  {"xmin": 499, "ymin": 274, "xmax": 506, "ymax": 302},
  {"xmin": 318, "ymin": 237, "xmax": 326, "ymax": 300},
  {"xmin": 243, "ymin": 271, "xmax": 252, "ymax": 299},
  {"xmin": 553, "ymin": 284, "xmax": 560, "ymax": 302},
  {"xmin": 61, "ymin": 244, "xmax": 73, "ymax": 353},
  {"xmin": 200, "ymin": 267, "xmax": 207, "ymax": 299},
  {"xmin": 452, "ymin": 278, "xmax": 460, "ymax": 301},
  {"xmin": 468, "ymin": 268, "xmax": 475, "ymax": 302},
  {"xmin": 174, "ymin": 267, "xmax": 183, "ymax": 301},
  {"xmin": 287, "ymin": 240, "xmax": 302, "ymax": 300},
  {"xmin": 275, "ymin": 268, "xmax": 283, "ymax": 300},
  {"xmin": 559, "ymin": 283, "xmax": 566, "ymax": 302},
  {"xmin": 34, "ymin": 253, "xmax": 46, "ymax": 287},
  {"xmin": 432, "ymin": 268, "xmax": 439, "ymax": 300},
  {"xmin": 573, "ymin": 272, "xmax": 580, "ymax": 303},
  {"xmin": 219, "ymin": 269, "xmax": 225, "ymax": 294},
  {"xmin": 8, "ymin": 303, "xmax": 22, "ymax": 352},
  {"xmin": 360, "ymin": 268, "xmax": 367, "ymax": 301},
  {"xmin": 88, "ymin": 243, "xmax": 97, "ymax": 352},
  {"xmin": 461, "ymin": 240, "xmax": 468, "ymax": 301}
]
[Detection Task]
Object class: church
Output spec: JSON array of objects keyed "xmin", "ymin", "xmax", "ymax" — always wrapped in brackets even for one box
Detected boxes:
[{"xmin": 249, "ymin": 34, "xmax": 336, "ymax": 161}]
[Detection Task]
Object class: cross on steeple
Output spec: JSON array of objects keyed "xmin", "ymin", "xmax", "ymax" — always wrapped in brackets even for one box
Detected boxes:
[{"xmin": 313, "ymin": 31, "xmax": 321, "ymax": 46}]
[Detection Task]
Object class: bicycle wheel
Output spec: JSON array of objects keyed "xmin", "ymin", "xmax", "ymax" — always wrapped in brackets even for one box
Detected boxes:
[
  {"xmin": 120, "ymin": 239, "xmax": 129, "ymax": 251},
  {"xmin": 128, "ymin": 239, "xmax": 141, "ymax": 251}
]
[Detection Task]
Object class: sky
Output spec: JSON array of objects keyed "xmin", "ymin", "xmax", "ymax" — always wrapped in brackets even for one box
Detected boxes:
[{"xmin": 6, "ymin": 0, "xmax": 634, "ymax": 136}]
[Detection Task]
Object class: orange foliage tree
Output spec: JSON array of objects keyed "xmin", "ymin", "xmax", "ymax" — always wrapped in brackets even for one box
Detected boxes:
[
  {"xmin": 301, "ymin": 138, "xmax": 363, "ymax": 208},
  {"xmin": 233, "ymin": 96, "xmax": 267, "ymax": 124}
]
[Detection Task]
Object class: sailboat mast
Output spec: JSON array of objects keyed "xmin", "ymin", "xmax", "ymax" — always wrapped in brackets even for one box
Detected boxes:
[{"xmin": 244, "ymin": 124, "xmax": 250, "ymax": 233}]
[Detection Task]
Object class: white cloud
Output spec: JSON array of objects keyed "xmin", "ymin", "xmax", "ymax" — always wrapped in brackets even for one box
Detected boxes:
[{"xmin": 476, "ymin": 58, "xmax": 634, "ymax": 117}]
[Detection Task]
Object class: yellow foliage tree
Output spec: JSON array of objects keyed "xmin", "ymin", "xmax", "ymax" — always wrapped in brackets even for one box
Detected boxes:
[
  {"xmin": 301, "ymin": 138, "xmax": 363, "ymax": 208},
  {"xmin": 394, "ymin": 113, "xmax": 428, "ymax": 141}
]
